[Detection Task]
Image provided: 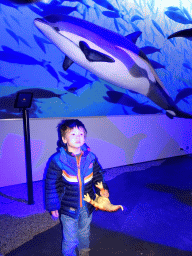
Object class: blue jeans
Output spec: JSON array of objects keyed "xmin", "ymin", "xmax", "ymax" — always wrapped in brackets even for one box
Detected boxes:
[{"xmin": 60, "ymin": 206, "xmax": 92, "ymax": 256}]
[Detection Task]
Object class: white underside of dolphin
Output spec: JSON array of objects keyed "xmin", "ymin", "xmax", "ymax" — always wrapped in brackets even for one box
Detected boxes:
[{"xmin": 34, "ymin": 15, "xmax": 192, "ymax": 119}]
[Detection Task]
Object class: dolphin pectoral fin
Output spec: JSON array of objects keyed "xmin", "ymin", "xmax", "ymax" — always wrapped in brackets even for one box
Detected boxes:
[
  {"xmin": 63, "ymin": 55, "xmax": 74, "ymax": 71},
  {"xmin": 79, "ymin": 41, "xmax": 115, "ymax": 63}
]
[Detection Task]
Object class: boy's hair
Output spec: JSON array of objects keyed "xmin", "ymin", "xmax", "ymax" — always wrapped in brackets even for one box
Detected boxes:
[{"xmin": 59, "ymin": 119, "xmax": 87, "ymax": 139}]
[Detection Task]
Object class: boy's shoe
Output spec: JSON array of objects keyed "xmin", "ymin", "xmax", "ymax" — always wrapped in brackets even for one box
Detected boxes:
[{"xmin": 79, "ymin": 248, "xmax": 90, "ymax": 256}]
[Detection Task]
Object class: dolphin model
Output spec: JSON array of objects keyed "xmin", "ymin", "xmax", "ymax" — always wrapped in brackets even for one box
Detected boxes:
[{"xmin": 34, "ymin": 14, "xmax": 192, "ymax": 119}]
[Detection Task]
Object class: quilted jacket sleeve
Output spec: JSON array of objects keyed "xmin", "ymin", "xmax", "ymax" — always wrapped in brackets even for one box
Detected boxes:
[
  {"xmin": 45, "ymin": 158, "xmax": 64, "ymax": 212},
  {"xmin": 92, "ymin": 158, "xmax": 109, "ymax": 195}
]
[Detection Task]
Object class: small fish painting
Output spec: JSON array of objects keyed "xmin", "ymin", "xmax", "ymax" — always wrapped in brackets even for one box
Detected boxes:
[
  {"xmin": 168, "ymin": 28, "xmax": 192, "ymax": 41},
  {"xmin": 165, "ymin": 9, "xmax": 192, "ymax": 24}
]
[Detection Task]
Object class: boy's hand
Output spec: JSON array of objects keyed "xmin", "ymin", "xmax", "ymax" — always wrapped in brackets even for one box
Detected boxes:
[
  {"xmin": 51, "ymin": 210, "xmax": 59, "ymax": 219},
  {"xmin": 100, "ymin": 189, "xmax": 109, "ymax": 198}
]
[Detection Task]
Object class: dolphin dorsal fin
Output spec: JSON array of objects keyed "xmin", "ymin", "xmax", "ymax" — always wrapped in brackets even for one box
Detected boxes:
[
  {"xmin": 79, "ymin": 41, "xmax": 115, "ymax": 63},
  {"xmin": 63, "ymin": 55, "xmax": 74, "ymax": 71},
  {"xmin": 125, "ymin": 31, "xmax": 142, "ymax": 44}
]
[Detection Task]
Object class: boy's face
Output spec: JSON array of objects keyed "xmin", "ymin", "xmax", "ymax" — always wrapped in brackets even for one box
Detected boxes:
[{"xmin": 62, "ymin": 126, "xmax": 85, "ymax": 154}]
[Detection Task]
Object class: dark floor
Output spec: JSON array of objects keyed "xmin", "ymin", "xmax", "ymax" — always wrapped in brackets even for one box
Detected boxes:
[{"xmin": 1, "ymin": 155, "xmax": 192, "ymax": 256}]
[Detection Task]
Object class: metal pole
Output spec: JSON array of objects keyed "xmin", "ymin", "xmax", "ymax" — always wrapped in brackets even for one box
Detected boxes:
[{"xmin": 23, "ymin": 108, "xmax": 34, "ymax": 205}]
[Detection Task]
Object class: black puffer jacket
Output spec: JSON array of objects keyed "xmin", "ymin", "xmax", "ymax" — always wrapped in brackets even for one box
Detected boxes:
[{"xmin": 45, "ymin": 144, "xmax": 109, "ymax": 219}]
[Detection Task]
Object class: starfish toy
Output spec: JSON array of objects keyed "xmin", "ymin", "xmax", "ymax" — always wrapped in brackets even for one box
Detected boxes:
[{"xmin": 83, "ymin": 182, "xmax": 123, "ymax": 212}]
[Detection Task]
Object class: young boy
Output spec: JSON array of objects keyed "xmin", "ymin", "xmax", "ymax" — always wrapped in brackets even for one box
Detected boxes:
[{"xmin": 45, "ymin": 119, "xmax": 109, "ymax": 256}]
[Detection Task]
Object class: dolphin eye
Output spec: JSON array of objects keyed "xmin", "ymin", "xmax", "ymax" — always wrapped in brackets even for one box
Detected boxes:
[{"xmin": 54, "ymin": 27, "xmax": 60, "ymax": 32}]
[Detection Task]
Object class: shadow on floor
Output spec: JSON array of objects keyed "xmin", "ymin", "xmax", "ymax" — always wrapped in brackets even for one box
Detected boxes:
[
  {"xmin": 0, "ymin": 192, "xmax": 28, "ymax": 204},
  {"xmin": 5, "ymin": 222, "xmax": 191, "ymax": 256},
  {"xmin": 145, "ymin": 183, "xmax": 192, "ymax": 207}
]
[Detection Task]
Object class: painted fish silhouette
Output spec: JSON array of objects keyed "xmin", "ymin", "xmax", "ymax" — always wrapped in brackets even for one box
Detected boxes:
[
  {"xmin": 6, "ymin": 29, "xmax": 20, "ymax": 44},
  {"xmin": 0, "ymin": 75, "xmax": 19, "ymax": 85},
  {"xmin": 131, "ymin": 15, "xmax": 144, "ymax": 22},
  {"xmin": 92, "ymin": 0, "xmax": 118, "ymax": 12},
  {"xmin": 152, "ymin": 20, "xmax": 165, "ymax": 37},
  {"xmin": 168, "ymin": 28, "xmax": 192, "ymax": 41},
  {"xmin": 0, "ymin": 0, "xmax": 20, "ymax": 9},
  {"xmin": 174, "ymin": 88, "xmax": 192, "ymax": 104},
  {"xmin": 165, "ymin": 10, "xmax": 192, "ymax": 24},
  {"xmin": 104, "ymin": 91, "xmax": 162, "ymax": 114},
  {"xmin": 104, "ymin": 91, "xmax": 138, "ymax": 107},
  {"xmin": 140, "ymin": 46, "xmax": 161, "ymax": 55},
  {"xmin": 0, "ymin": 46, "xmax": 47, "ymax": 66},
  {"xmin": 17, "ymin": 88, "xmax": 66, "ymax": 100},
  {"xmin": 102, "ymin": 11, "xmax": 120, "ymax": 18}
]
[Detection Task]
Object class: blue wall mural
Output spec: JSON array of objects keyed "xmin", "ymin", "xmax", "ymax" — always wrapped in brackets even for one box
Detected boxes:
[{"xmin": 0, "ymin": 0, "xmax": 192, "ymax": 119}]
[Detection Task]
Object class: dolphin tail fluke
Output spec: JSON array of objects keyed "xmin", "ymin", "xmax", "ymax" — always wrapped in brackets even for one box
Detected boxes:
[{"xmin": 166, "ymin": 108, "xmax": 192, "ymax": 119}]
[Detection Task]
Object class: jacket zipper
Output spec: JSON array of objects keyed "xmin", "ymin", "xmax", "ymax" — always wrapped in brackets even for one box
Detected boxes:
[{"xmin": 76, "ymin": 152, "xmax": 83, "ymax": 207}]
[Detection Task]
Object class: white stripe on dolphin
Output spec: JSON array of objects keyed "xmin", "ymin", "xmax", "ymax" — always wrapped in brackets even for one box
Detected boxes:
[{"xmin": 34, "ymin": 14, "xmax": 192, "ymax": 119}]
